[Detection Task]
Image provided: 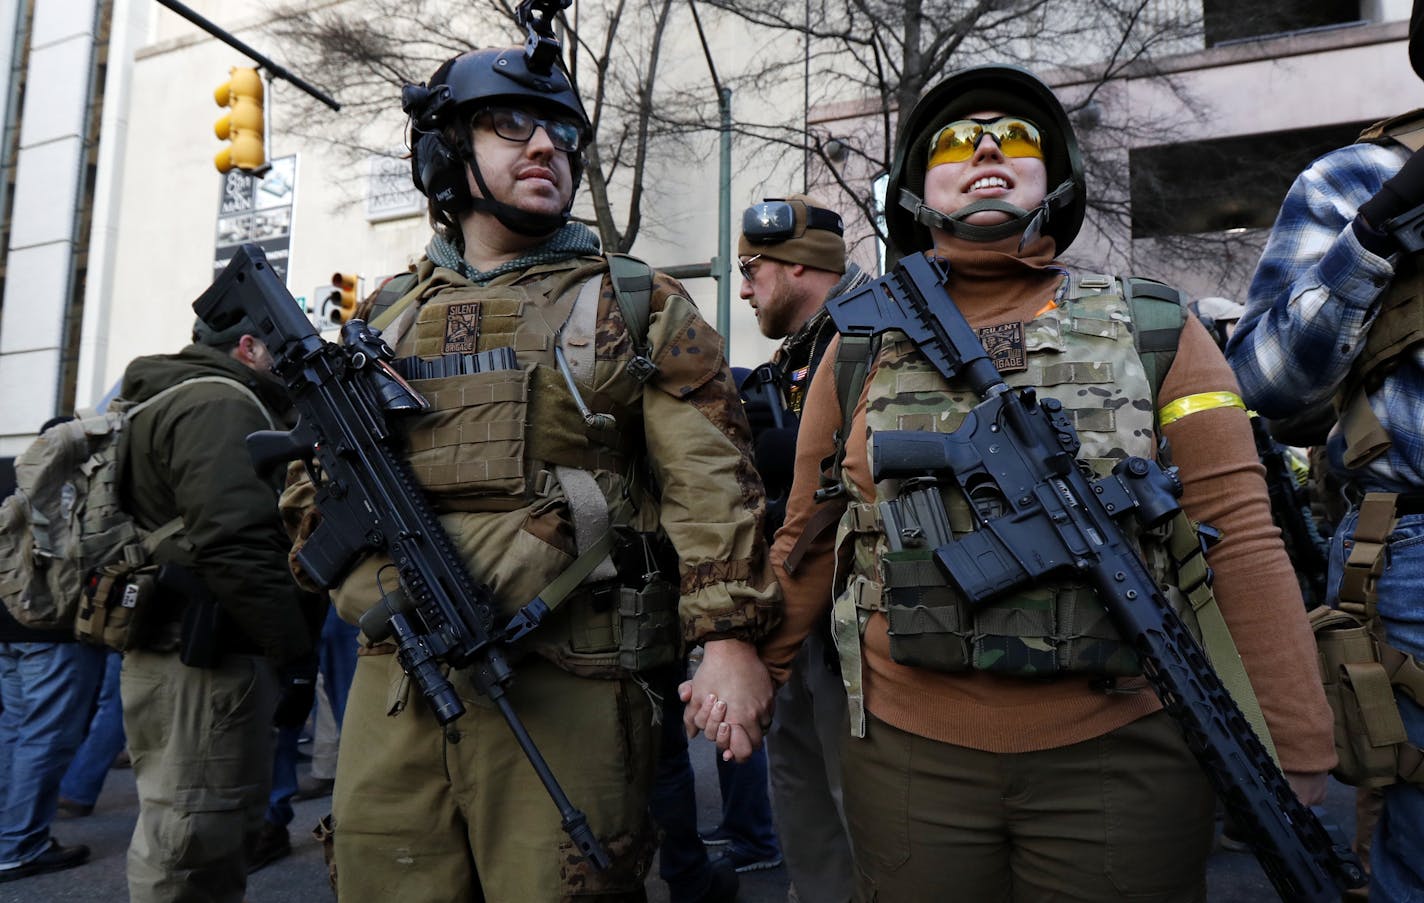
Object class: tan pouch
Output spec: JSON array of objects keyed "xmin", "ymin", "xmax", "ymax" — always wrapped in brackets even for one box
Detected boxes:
[
  {"xmin": 401, "ymin": 367, "xmax": 530, "ymax": 500},
  {"xmin": 1312, "ymin": 605, "xmax": 1410, "ymax": 787},
  {"xmin": 74, "ymin": 562, "xmax": 160, "ymax": 652}
]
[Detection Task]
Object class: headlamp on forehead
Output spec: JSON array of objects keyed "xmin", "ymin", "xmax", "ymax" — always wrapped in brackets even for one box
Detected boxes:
[{"xmin": 742, "ymin": 199, "xmax": 845, "ymax": 244}]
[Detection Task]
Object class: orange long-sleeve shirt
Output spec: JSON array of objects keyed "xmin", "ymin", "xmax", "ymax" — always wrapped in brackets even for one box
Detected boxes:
[{"xmin": 763, "ymin": 250, "xmax": 1334, "ymax": 774}]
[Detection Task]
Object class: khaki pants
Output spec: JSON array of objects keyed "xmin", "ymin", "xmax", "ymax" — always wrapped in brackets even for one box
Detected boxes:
[
  {"xmin": 842, "ymin": 711, "xmax": 1214, "ymax": 903},
  {"xmin": 333, "ymin": 653, "xmax": 657, "ymax": 902},
  {"xmin": 122, "ymin": 650, "xmax": 276, "ymax": 903}
]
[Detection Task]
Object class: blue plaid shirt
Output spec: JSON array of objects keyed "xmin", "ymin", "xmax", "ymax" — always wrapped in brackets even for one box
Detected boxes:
[{"xmin": 1226, "ymin": 141, "xmax": 1417, "ymax": 491}]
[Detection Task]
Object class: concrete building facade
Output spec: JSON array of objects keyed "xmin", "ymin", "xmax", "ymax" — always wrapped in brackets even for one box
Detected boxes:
[{"xmin": 0, "ymin": 0, "xmax": 1420, "ymax": 463}]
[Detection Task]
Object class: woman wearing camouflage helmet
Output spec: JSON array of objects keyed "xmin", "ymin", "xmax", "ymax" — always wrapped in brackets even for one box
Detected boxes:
[{"xmin": 699, "ymin": 64, "xmax": 1337, "ymax": 900}]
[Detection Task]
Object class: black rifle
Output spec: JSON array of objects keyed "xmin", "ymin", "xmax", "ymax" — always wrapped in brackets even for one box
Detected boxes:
[
  {"xmin": 825, "ymin": 253, "xmax": 1363, "ymax": 903},
  {"xmin": 193, "ymin": 244, "xmax": 611, "ymax": 870},
  {"xmin": 1250, "ymin": 417, "xmax": 1330, "ymax": 608}
]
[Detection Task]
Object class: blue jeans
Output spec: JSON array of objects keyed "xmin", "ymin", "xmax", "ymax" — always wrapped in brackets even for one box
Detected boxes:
[
  {"xmin": 59, "ymin": 649, "xmax": 126, "ymax": 807},
  {"xmin": 649, "ymin": 665, "xmax": 718, "ymax": 903},
  {"xmin": 710, "ymin": 746, "xmax": 780, "ymax": 860},
  {"xmin": 265, "ymin": 726, "xmax": 301, "ymax": 829},
  {"xmin": 0, "ymin": 641, "xmax": 104, "ymax": 866},
  {"xmin": 319, "ymin": 607, "xmax": 358, "ymax": 728},
  {"xmin": 1330, "ymin": 507, "xmax": 1424, "ymax": 902}
]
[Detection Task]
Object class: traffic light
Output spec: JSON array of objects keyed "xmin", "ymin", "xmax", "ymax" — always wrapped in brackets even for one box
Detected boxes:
[
  {"xmin": 331, "ymin": 272, "xmax": 359, "ymax": 324},
  {"xmin": 214, "ymin": 66, "xmax": 265, "ymax": 174}
]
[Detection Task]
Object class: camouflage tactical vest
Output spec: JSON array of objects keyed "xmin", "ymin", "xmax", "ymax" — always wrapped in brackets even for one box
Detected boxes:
[
  {"xmin": 331, "ymin": 256, "xmax": 678, "ymax": 678},
  {"xmin": 832, "ymin": 273, "xmax": 1202, "ymax": 702},
  {"xmin": 1336, "ymin": 110, "xmax": 1424, "ymax": 468}
]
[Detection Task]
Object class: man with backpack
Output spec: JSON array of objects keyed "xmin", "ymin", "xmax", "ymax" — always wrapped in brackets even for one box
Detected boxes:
[
  {"xmin": 1225, "ymin": 6, "xmax": 1424, "ymax": 899},
  {"xmin": 0, "ymin": 417, "xmax": 105, "ymax": 883},
  {"xmin": 117, "ymin": 316, "xmax": 319, "ymax": 903}
]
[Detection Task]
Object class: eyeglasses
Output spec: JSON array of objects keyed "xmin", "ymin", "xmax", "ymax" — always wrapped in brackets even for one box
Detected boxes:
[
  {"xmin": 738, "ymin": 254, "xmax": 764, "ymax": 281},
  {"xmin": 927, "ymin": 116, "xmax": 1043, "ymax": 168},
  {"xmin": 476, "ymin": 106, "xmax": 585, "ymax": 153}
]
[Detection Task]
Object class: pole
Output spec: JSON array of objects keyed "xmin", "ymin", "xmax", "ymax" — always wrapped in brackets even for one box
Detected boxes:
[
  {"xmin": 155, "ymin": 0, "xmax": 341, "ymax": 110},
  {"xmin": 688, "ymin": 0, "xmax": 732, "ymax": 354},
  {"xmin": 717, "ymin": 86, "xmax": 732, "ymax": 345}
]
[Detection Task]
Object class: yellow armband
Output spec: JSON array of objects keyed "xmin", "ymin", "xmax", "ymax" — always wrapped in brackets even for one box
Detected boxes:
[{"xmin": 1158, "ymin": 391, "xmax": 1246, "ymax": 427}]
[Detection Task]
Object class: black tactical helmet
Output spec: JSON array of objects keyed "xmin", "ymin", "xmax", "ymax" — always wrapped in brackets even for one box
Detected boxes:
[
  {"xmin": 403, "ymin": 46, "xmax": 592, "ymax": 236},
  {"xmin": 885, "ymin": 64, "xmax": 1086, "ymax": 259}
]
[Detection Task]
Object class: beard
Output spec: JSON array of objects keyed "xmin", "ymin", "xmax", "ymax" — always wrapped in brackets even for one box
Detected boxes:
[{"xmin": 757, "ymin": 271, "xmax": 801, "ymax": 340}]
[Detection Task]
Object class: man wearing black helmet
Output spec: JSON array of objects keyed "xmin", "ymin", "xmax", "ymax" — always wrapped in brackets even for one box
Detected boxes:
[
  {"xmin": 291, "ymin": 36, "xmax": 779, "ymax": 903},
  {"xmin": 1226, "ymin": 5, "xmax": 1424, "ymax": 899},
  {"xmin": 692, "ymin": 64, "xmax": 1334, "ymax": 901}
]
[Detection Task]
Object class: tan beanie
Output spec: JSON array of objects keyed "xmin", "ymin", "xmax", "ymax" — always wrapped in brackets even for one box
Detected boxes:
[{"xmin": 737, "ymin": 194, "xmax": 847, "ymax": 274}]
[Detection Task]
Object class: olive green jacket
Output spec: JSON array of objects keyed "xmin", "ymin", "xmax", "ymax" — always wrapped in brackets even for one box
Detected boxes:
[{"xmin": 120, "ymin": 343, "xmax": 314, "ymax": 664}]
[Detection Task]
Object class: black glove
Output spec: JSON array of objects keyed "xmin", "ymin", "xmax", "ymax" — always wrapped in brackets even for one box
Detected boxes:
[
  {"xmin": 273, "ymin": 655, "xmax": 318, "ymax": 729},
  {"xmin": 1357, "ymin": 147, "xmax": 1424, "ymax": 253}
]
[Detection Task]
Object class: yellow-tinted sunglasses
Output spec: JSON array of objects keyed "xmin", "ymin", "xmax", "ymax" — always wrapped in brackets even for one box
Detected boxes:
[{"xmin": 927, "ymin": 116, "xmax": 1044, "ymax": 168}]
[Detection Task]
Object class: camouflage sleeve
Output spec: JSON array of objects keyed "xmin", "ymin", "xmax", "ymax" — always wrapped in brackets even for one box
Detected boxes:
[{"xmin": 640, "ymin": 274, "xmax": 781, "ymax": 644}]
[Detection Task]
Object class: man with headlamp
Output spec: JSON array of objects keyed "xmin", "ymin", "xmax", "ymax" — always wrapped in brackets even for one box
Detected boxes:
[{"xmin": 735, "ymin": 194, "xmax": 867, "ymax": 901}]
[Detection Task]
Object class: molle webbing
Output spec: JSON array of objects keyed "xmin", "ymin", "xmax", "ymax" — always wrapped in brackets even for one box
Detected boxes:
[
  {"xmin": 1358, "ymin": 108, "xmax": 1424, "ymax": 152},
  {"xmin": 1335, "ymin": 111, "xmax": 1424, "ymax": 466},
  {"xmin": 1335, "ymin": 253, "xmax": 1424, "ymax": 468}
]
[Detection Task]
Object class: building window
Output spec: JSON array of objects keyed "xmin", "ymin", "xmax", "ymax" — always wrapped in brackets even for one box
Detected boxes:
[
  {"xmin": 1203, "ymin": 0, "xmax": 1361, "ymax": 46},
  {"xmin": 1129, "ymin": 121, "xmax": 1372, "ymax": 238}
]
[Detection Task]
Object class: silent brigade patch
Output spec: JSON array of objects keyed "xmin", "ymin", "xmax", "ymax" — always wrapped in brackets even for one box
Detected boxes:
[
  {"xmin": 443, "ymin": 302, "xmax": 483, "ymax": 354},
  {"xmin": 977, "ymin": 321, "xmax": 1027, "ymax": 373}
]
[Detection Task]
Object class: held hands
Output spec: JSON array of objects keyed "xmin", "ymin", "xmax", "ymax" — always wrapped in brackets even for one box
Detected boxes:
[{"xmin": 680, "ymin": 638, "xmax": 775, "ymax": 763}]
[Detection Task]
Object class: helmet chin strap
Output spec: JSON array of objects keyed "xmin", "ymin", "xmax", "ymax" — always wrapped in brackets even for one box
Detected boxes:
[
  {"xmin": 900, "ymin": 180, "xmax": 1076, "ymax": 249},
  {"xmin": 460, "ymin": 142, "xmax": 577, "ymax": 238}
]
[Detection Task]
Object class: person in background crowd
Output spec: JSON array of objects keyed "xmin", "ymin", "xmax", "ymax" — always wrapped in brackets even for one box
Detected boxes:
[
  {"xmin": 0, "ymin": 416, "xmax": 104, "ymax": 883},
  {"xmin": 1225, "ymin": 4, "xmax": 1424, "ymax": 898}
]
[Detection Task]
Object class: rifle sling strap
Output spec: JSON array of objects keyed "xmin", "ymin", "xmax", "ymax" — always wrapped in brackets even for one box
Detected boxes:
[{"xmin": 1167, "ymin": 509, "xmax": 1280, "ymax": 765}]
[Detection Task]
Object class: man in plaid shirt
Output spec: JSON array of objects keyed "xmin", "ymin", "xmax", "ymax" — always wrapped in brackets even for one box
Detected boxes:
[{"xmin": 1225, "ymin": 7, "xmax": 1424, "ymax": 900}]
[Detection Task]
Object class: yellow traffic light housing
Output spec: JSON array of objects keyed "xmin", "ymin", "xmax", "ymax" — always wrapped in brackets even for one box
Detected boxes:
[
  {"xmin": 332, "ymin": 273, "xmax": 359, "ymax": 324},
  {"xmin": 214, "ymin": 66, "xmax": 265, "ymax": 173}
]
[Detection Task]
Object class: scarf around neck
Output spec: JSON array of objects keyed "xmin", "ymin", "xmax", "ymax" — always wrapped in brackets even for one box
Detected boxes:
[{"xmin": 427, "ymin": 222, "xmax": 603, "ymax": 285}]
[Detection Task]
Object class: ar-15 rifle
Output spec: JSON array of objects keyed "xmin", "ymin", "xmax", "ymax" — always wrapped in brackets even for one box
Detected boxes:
[
  {"xmin": 825, "ymin": 252, "xmax": 1363, "ymax": 903},
  {"xmin": 193, "ymin": 244, "xmax": 611, "ymax": 870}
]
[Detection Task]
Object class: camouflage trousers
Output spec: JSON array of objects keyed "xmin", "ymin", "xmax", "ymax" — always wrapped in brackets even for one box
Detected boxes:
[
  {"xmin": 332, "ymin": 652, "xmax": 658, "ymax": 902},
  {"xmin": 842, "ymin": 711, "xmax": 1214, "ymax": 903}
]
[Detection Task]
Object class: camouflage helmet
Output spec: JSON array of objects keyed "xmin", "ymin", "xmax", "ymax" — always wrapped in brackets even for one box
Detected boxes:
[{"xmin": 885, "ymin": 64, "xmax": 1086, "ymax": 259}]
